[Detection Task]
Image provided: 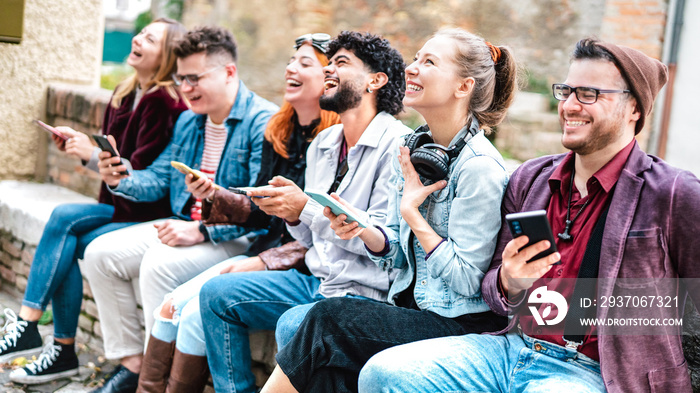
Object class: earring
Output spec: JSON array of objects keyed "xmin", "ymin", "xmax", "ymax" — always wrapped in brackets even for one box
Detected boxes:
[{"xmin": 366, "ymin": 87, "xmax": 373, "ymax": 93}]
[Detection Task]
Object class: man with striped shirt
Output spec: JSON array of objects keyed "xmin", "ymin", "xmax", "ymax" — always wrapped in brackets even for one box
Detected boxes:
[{"xmin": 83, "ymin": 26, "xmax": 278, "ymax": 391}]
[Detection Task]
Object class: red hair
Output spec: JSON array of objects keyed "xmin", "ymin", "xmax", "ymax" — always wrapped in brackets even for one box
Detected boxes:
[{"xmin": 265, "ymin": 46, "xmax": 340, "ymax": 158}]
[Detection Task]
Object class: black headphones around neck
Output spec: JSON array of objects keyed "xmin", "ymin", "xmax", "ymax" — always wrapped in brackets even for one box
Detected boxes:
[{"xmin": 404, "ymin": 119, "xmax": 480, "ymax": 181}]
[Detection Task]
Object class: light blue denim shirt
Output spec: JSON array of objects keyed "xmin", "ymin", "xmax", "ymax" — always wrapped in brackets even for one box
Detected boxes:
[
  {"xmin": 369, "ymin": 121, "xmax": 509, "ymax": 317},
  {"xmin": 110, "ymin": 81, "xmax": 279, "ymax": 244},
  {"xmin": 287, "ymin": 112, "xmax": 411, "ymax": 302}
]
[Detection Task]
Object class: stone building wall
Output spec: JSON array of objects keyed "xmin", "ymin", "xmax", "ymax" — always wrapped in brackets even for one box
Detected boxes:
[
  {"xmin": 179, "ymin": 0, "xmax": 672, "ymax": 160},
  {"xmin": 181, "ymin": 0, "xmax": 606, "ymax": 108},
  {"xmin": 0, "ymin": 0, "xmax": 103, "ymax": 180}
]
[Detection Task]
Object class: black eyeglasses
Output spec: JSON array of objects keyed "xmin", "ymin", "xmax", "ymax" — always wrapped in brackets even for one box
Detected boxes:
[
  {"xmin": 294, "ymin": 33, "xmax": 331, "ymax": 54},
  {"xmin": 552, "ymin": 83, "xmax": 630, "ymax": 105},
  {"xmin": 172, "ymin": 65, "xmax": 226, "ymax": 87}
]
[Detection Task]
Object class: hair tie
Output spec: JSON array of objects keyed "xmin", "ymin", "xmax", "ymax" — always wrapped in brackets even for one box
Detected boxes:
[{"xmin": 485, "ymin": 41, "xmax": 501, "ymax": 64}]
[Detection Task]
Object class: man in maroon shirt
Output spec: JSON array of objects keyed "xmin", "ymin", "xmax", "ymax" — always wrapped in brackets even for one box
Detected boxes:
[{"xmin": 357, "ymin": 38, "xmax": 700, "ymax": 393}]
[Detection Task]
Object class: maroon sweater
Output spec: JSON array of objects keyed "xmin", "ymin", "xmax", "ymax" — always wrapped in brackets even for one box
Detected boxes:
[{"xmin": 98, "ymin": 87, "xmax": 188, "ymax": 222}]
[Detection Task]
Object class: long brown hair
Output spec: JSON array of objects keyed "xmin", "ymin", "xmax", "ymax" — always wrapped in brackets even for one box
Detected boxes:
[
  {"xmin": 264, "ymin": 44, "xmax": 341, "ymax": 158},
  {"xmin": 111, "ymin": 18, "xmax": 187, "ymax": 109},
  {"xmin": 434, "ymin": 28, "xmax": 518, "ymax": 132}
]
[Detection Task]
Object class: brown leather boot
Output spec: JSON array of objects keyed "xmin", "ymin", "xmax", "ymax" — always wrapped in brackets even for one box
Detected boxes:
[
  {"xmin": 136, "ymin": 335, "xmax": 175, "ymax": 393},
  {"xmin": 165, "ymin": 348, "xmax": 209, "ymax": 393}
]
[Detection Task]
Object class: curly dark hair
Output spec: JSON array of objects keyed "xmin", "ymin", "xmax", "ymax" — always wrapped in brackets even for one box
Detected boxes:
[
  {"xmin": 173, "ymin": 26, "xmax": 237, "ymax": 63},
  {"xmin": 327, "ymin": 31, "xmax": 405, "ymax": 115}
]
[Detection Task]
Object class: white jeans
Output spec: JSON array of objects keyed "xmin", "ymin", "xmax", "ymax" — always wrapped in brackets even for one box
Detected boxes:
[{"xmin": 81, "ymin": 219, "xmax": 248, "ymax": 359}]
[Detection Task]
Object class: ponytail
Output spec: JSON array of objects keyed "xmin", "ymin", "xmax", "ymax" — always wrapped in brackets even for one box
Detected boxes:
[
  {"xmin": 433, "ymin": 29, "xmax": 519, "ymax": 132},
  {"xmin": 477, "ymin": 45, "xmax": 517, "ymax": 129}
]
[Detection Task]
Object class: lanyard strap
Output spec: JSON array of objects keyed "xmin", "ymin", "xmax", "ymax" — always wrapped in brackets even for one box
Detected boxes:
[{"xmin": 562, "ymin": 205, "xmax": 610, "ymax": 347}]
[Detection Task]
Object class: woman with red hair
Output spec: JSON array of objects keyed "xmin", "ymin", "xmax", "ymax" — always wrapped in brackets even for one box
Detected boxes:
[{"xmin": 135, "ymin": 34, "xmax": 340, "ymax": 393}]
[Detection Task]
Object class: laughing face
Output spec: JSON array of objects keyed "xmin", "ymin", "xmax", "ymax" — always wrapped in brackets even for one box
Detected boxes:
[
  {"xmin": 559, "ymin": 59, "xmax": 639, "ymax": 156},
  {"xmin": 127, "ymin": 22, "xmax": 167, "ymax": 75},
  {"xmin": 284, "ymin": 44, "xmax": 325, "ymax": 107},
  {"xmin": 175, "ymin": 52, "xmax": 233, "ymax": 119},
  {"xmin": 403, "ymin": 35, "xmax": 465, "ymax": 114},
  {"xmin": 319, "ymin": 48, "xmax": 366, "ymax": 114}
]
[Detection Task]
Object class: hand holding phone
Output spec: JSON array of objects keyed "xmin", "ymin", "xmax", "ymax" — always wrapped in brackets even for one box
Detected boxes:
[
  {"xmin": 505, "ymin": 210, "xmax": 559, "ymax": 264},
  {"xmin": 34, "ymin": 120, "xmax": 68, "ymax": 141},
  {"xmin": 171, "ymin": 161, "xmax": 221, "ymax": 190},
  {"xmin": 92, "ymin": 135, "xmax": 128, "ymax": 175},
  {"xmin": 306, "ymin": 190, "xmax": 369, "ymax": 228},
  {"xmin": 500, "ymin": 210, "xmax": 562, "ymax": 296},
  {"xmin": 228, "ymin": 185, "xmax": 272, "ymax": 198}
]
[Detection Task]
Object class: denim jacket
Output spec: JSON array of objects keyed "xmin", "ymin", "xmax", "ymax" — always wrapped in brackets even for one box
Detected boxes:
[
  {"xmin": 287, "ymin": 112, "xmax": 411, "ymax": 302},
  {"xmin": 369, "ymin": 121, "xmax": 509, "ymax": 317},
  {"xmin": 111, "ymin": 81, "xmax": 279, "ymax": 244}
]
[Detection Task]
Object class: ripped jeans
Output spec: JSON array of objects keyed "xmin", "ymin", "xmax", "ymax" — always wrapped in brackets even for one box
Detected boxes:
[{"xmin": 149, "ymin": 256, "xmax": 248, "ymax": 356}]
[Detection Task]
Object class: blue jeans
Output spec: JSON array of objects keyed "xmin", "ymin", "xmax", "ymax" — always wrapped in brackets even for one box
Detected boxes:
[
  {"xmin": 358, "ymin": 332, "xmax": 605, "ymax": 393},
  {"xmin": 22, "ymin": 203, "xmax": 132, "ymax": 339},
  {"xmin": 150, "ymin": 256, "xmax": 249, "ymax": 356},
  {"xmin": 199, "ymin": 269, "xmax": 324, "ymax": 393}
]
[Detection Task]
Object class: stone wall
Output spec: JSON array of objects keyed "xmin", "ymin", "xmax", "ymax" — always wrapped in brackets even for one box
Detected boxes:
[
  {"xmin": 181, "ymin": 0, "xmax": 606, "ymax": 110},
  {"xmin": 0, "ymin": 181, "xmax": 104, "ymax": 352},
  {"xmin": 179, "ymin": 0, "xmax": 673, "ymax": 160},
  {"xmin": 0, "ymin": 224, "xmax": 276, "ymax": 384},
  {"xmin": 0, "ymin": 0, "xmax": 103, "ymax": 180}
]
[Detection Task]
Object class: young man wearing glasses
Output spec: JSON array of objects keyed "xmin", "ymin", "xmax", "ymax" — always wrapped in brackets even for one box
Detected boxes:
[
  {"xmin": 358, "ymin": 38, "xmax": 700, "ymax": 393},
  {"xmin": 197, "ymin": 31, "xmax": 411, "ymax": 393},
  {"xmin": 82, "ymin": 26, "xmax": 277, "ymax": 393}
]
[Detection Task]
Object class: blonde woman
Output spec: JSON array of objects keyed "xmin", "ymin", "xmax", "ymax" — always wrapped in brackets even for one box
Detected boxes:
[
  {"xmin": 261, "ymin": 28, "xmax": 517, "ymax": 393},
  {"xmin": 4, "ymin": 18, "xmax": 187, "ymax": 386}
]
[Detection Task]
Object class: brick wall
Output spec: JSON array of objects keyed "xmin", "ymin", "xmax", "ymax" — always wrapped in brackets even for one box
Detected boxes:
[
  {"xmin": 41, "ymin": 84, "xmax": 112, "ymax": 198},
  {"xmin": 601, "ymin": 0, "xmax": 668, "ymax": 58},
  {"xmin": 0, "ymin": 229, "xmax": 106, "ymax": 352},
  {"xmin": 600, "ymin": 0, "xmax": 669, "ymax": 149}
]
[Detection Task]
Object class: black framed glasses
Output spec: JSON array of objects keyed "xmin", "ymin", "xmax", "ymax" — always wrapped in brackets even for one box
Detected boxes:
[
  {"xmin": 294, "ymin": 33, "xmax": 331, "ymax": 54},
  {"xmin": 172, "ymin": 64, "xmax": 226, "ymax": 87},
  {"xmin": 552, "ymin": 83, "xmax": 630, "ymax": 105}
]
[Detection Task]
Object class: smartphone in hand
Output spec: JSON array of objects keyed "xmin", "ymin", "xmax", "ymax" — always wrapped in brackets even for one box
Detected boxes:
[
  {"xmin": 34, "ymin": 120, "xmax": 68, "ymax": 141},
  {"xmin": 171, "ymin": 161, "xmax": 221, "ymax": 190},
  {"xmin": 505, "ymin": 210, "xmax": 560, "ymax": 264},
  {"xmin": 228, "ymin": 185, "xmax": 272, "ymax": 198},
  {"xmin": 92, "ymin": 135, "xmax": 128, "ymax": 175},
  {"xmin": 306, "ymin": 190, "xmax": 369, "ymax": 228}
]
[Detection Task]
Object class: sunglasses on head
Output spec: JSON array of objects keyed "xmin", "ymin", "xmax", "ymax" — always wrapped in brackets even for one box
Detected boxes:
[{"xmin": 294, "ymin": 33, "xmax": 332, "ymax": 54}]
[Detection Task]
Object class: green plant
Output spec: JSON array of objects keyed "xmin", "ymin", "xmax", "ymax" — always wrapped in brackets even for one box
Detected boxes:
[
  {"xmin": 38, "ymin": 310, "xmax": 53, "ymax": 325},
  {"xmin": 397, "ymin": 108, "xmax": 425, "ymax": 131},
  {"xmin": 100, "ymin": 65, "xmax": 132, "ymax": 90},
  {"xmin": 134, "ymin": 10, "xmax": 153, "ymax": 34},
  {"xmin": 524, "ymin": 71, "xmax": 558, "ymax": 111},
  {"xmin": 164, "ymin": 0, "xmax": 184, "ymax": 21}
]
